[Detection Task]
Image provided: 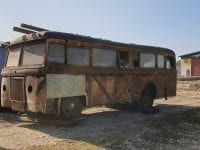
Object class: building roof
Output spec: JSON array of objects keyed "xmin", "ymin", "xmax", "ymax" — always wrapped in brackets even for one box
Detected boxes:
[
  {"xmin": 179, "ymin": 51, "xmax": 200, "ymax": 58},
  {"xmin": 9, "ymin": 31, "xmax": 175, "ymax": 55}
]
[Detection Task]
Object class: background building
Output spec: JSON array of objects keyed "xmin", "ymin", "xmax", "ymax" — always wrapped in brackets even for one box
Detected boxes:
[{"xmin": 179, "ymin": 51, "xmax": 200, "ymax": 77}]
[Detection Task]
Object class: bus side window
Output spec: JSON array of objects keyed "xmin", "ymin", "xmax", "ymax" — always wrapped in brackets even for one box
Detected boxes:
[
  {"xmin": 166, "ymin": 56, "xmax": 175, "ymax": 69},
  {"xmin": 140, "ymin": 53, "xmax": 156, "ymax": 68},
  {"xmin": 68, "ymin": 48, "xmax": 89, "ymax": 66},
  {"xmin": 48, "ymin": 44, "xmax": 65, "ymax": 64},
  {"xmin": 92, "ymin": 48, "xmax": 117, "ymax": 67},
  {"xmin": 157, "ymin": 55, "xmax": 164, "ymax": 68},
  {"xmin": 119, "ymin": 51, "xmax": 132, "ymax": 67}
]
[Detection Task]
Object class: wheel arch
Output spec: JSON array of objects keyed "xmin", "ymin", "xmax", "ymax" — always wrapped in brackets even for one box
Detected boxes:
[
  {"xmin": 79, "ymin": 95, "xmax": 88, "ymax": 107},
  {"xmin": 142, "ymin": 82, "xmax": 157, "ymax": 99}
]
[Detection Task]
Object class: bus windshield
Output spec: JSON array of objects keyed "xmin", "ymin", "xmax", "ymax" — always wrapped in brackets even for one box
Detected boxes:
[{"xmin": 6, "ymin": 43, "xmax": 45, "ymax": 67}]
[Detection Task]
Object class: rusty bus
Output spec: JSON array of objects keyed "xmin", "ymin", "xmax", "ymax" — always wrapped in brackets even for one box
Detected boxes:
[{"xmin": 1, "ymin": 31, "xmax": 176, "ymax": 120}]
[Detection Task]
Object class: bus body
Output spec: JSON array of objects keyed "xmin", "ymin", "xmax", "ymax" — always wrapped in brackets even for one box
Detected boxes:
[{"xmin": 1, "ymin": 32, "xmax": 176, "ymax": 119}]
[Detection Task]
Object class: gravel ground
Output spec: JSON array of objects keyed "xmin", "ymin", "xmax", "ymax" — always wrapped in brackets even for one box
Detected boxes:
[{"xmin": 0, "ymin": 80, "xmax": 200, "ymax": 150}]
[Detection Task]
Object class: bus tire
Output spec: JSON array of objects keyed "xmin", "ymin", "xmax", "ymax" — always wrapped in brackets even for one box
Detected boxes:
[
  {"xmin": 60, "ymin": 97, "xmax": 83, "ymax": 120},
  {"xmin": 137, "ymin": 87, "xmax": 155, "ymax": 113}
]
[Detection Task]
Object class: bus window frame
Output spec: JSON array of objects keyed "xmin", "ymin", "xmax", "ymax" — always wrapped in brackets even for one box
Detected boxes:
[
  {"xmin": 21, "ymin": 42, "xmax": 45, "ymax": 66},
  {"xmin": 156, "ymin": 54, "xmax": 165, "ymax": 69},
  {"xmin": 47, "ymin": 42, "xmax": 66, "ymax": 65},
  {"xmin": 165, "ymin": 55, "xmax": 175, "ymax": 69},
  {"xmin": 46, "ymin": 39, "xmax": 66, "ymax": 66},
  {"xmin": 139, "ymin": 52, "xmax": 156, "ymax": 69},
  {"xmin": 92, "ymin": 48, "xmax": 118, "ymax": 68},
  {"xmin": 118, "ymin": 50, "xmax": 131, "ymax": 68},
  {"xmin": 67, "ymin": 46, "xmax": 91, "ymax": 67},
  {"xmin": 90, "ymin": 44, "xmax": 119, "ymax": 68},
  {"xmin": 66, "ymin": 41, "xmax": 92, "ymax": 67},
  {"xmin": 118, "ymin": 50, "xmax": 140, "ymax": 69}
]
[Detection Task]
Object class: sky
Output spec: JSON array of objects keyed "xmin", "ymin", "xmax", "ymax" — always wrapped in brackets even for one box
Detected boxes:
[{"xmin": 0, "ymin": 0, "xmax": 200, "ymax": 60}]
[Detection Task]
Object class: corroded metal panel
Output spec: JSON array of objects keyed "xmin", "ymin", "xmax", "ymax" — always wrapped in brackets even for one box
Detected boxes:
[
  {"xmin": 26, "ymin": 76, "xmax": 47, "ymax": 113},
  {"xmin": 90, "ymin": 76, "xmax": 116, "ymax": 105},
  {"xmin": 46, "ymin": 74, "xmax": 86, "ymax": 99},
  {"xmin": 1, "ymin": 77, "xmax": 10, "ymax": 108},
  {"xmin": 115, "ymin": 76, "xmax": 133, "ymax": 102},
  {"xmin": 165, "ymin": 69, "xmax": 177, "ymax": 96}
]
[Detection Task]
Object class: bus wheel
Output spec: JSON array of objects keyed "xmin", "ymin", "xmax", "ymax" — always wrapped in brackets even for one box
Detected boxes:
[
  {"xmin": 137, "ymin": 88, "xmax": 158, "ymax": 114},
  {"xmin": 59, "ymin": 97, "xmax": 83, "ymax": 120}
]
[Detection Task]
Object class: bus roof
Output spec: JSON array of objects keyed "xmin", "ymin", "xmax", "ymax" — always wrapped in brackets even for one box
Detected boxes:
[{"xmin": 9, "ymin": 31, "xmax": 175, "ymax": 55}]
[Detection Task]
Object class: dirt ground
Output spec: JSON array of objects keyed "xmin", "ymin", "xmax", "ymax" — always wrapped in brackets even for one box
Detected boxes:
[{"xmin": 0, "ymin": 80, "xmax": 200, "ymax": 150}]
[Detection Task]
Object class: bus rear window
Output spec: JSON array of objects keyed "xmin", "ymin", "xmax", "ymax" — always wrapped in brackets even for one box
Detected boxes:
[
  {"xmin": 21, "ymin": 44, "xmax": 44, "ymax": 65},
  {"xmin": 140, "ymin": 53, "xmax": 155, "ymax": 68},
  {"xmin": 92, "ymin": 48, "xmax": 117, "ymax": 67},
  {"xmin": 6, "ymin": 48, "xmax": 21, "ymax": 67},
  {"xmin": 67, "ymin": 48, "xmax": 89, "ymax": 66}
]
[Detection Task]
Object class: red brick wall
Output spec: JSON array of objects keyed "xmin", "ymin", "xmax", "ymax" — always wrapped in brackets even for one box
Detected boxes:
[{"xmin": 191, "ymin": 58, "xmax": 200, "ymax": 76}]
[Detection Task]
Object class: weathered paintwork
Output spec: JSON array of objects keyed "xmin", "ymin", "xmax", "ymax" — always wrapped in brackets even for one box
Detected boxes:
[
  {"xmin": 1, "ymin": 77, "xmax": 10, "ymax": 107},
  {"xmin": 25, "ymin": 76, "xmax": 46, "ymax": 112}
]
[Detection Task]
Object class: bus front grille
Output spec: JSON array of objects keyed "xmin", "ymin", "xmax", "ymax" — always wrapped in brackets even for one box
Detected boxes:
[{"xmin": 10, "ymin": 77, "xmax": 24, "ymax": 101}]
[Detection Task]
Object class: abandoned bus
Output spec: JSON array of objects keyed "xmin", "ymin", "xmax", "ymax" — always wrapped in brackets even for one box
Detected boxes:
[{"xmin": 1, "ymin": 31, "xmax": 176, "ymax": 119}]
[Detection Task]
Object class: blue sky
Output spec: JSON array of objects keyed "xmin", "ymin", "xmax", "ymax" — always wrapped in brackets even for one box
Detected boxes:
[{"xmin": 0, "ymin": 0, "xmax": 200, "ymax": 60}]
